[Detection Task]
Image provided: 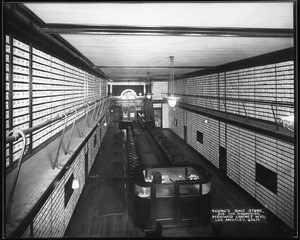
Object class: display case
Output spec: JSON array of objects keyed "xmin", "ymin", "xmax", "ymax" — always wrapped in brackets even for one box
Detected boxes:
[{"xmin": 133, "ymin": 164, "xmax": 212, "ymax": 230}]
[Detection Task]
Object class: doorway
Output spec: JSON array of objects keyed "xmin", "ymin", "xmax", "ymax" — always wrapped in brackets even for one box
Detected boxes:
[
  {"xmin": 122, "ymin": 107, "xmax": 129, "ymax": 120},
  {"xmin": 129, "ymin": 105, "xmax": 136, "ymax": 120},
  {"xmin": 153, "ymin": 108, "xmax": 162, "ymax": 128},
  {"xmin": 219, "ymin": 146, "xmax": 227, "ymax": 175}
]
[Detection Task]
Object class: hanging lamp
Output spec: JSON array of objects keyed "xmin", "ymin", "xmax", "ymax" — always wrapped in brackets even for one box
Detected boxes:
[
  {"xmin": 146, "ymin": 72, "xmax": 153, "ymax": 99},
  {"xmin": 162, "ymin": 56, "xmax": 180, "ymax": 107},
  {"xmin": 72, "ymin": 177, "xmax": 79, "ymax": 189},
  {"xmin": 103, "ymin": 108, "xmax": 108, "ymax": 127},
  {"xmin": 146, "ymin": 93, "xmax": 152, "ymax": 99},
  {"xmin": 278, "ymin": 113, "xmax": 294, "ymax": 131}
]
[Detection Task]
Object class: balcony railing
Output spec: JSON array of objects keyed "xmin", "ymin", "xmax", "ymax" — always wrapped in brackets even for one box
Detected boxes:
[
  {"xmin": 5, "ymin": 94, "xmax": 112, "ymax": 227},
  {"xmin": 175, "ymin": 93, "xmax": 294, "ymax": 132}
]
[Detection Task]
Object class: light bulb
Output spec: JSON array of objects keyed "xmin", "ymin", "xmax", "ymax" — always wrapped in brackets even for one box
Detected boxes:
[
  {"xmin": 281, "ymin": 114, "xmax": 294, "ymax": 122},
  {"xmin": 168, "ymin": 98, "xmax": 177, "ymax": 107},
  {"xmin": 72, "ymin": 178, "xmax": 79, "ymax": 189}
]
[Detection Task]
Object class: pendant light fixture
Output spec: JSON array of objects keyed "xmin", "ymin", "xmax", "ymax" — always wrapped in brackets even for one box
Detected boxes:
[
  {"xmin": 72, "ymin": 177, "xmax": 79, "ymax": 189},
  {"xmin": 146, "ymin": 72, "xmax": 153, "ymax": 99},
  {"xmin": 278, "ymin": 113, "xmax": 294, "ymax": 131},
  {"xmin": 103, "ymin": 110, "xmax": 108, "ymax": 127},
  {"xmin": 162, "ymin": 56, "xmax": 180, "ymax": 107},
  {"xmin": 146, "ymin": 93, "xmax": 152, "ymax": 99}
]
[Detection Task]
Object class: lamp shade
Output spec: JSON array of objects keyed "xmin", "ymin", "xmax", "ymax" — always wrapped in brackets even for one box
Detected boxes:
[
  {"xmin": 278, "ymin": 114, "xmax": 294, "ymax": 131},
  {"xmin": 168, "ymin": 99, "xmax": 177, "ymax": 107},
  {"xmin": 167, "ymin": 95, "xmax": 179, "ymax": 107},
  {"xmin": 146, "ymin": 93, "xmax": 152, "ymax": 99},
  {"xmin": 281, "ymin": 114, "xmax": 294, "ymax": 122},
  {"xmin": 72, "ymin": 178, "xmax": 79, "ymax": 189},
  {"xmin": 162, "ymin": 56, "xmax": 180, "ymax": 107}
]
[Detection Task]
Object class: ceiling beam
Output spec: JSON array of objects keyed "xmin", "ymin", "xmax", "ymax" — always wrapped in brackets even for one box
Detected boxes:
[
  {"xmin": 95, "ymin": 66, "xmax": 213, "ymax": 69},
  {"xmin": 106, "ymin": 75, "xmax": 170, "ymax": 79},
  {"xmin": 109, "ymin": 79, "xmax": 168, "ymax": 82},
  {"xmin": 43, "ymin": 24, "xmax": 293, "ymax": 38}
]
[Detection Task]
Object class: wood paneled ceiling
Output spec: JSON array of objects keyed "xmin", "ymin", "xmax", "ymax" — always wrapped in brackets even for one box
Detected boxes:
[{"xmin": 24, "ymin": 2, "xmax": 294, "ymax": 82}]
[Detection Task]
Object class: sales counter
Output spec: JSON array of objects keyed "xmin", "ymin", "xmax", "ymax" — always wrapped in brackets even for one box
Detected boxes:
[{"xmin": 133, "ymin": 164, "xmax": 212, "ymax": 230}]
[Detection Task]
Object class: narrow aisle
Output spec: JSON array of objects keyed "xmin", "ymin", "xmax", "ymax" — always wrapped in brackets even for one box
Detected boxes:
[
  {"xmin": 133, "ymin": 122, "xmax": 168, "ymax": 166},
  {"xmin": 64, "ymin": 122, "xmax": 145, "ymax": 238}
]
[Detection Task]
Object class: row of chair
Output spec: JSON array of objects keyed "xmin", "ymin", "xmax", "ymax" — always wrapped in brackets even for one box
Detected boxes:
[
  {"xmin": 126, "ymin": 127, "xmax": 142, "ymax": 183},
  {"xmin": 112, "ymin": 129, "xmax": 128, "ymax": 188},
  {"xmin": 148, "ymin": 128, "xmax": 186, "ymax": 165},
  {"xmin": 112, "ymin": 130, "xmax": 125, "ymax": 147}
]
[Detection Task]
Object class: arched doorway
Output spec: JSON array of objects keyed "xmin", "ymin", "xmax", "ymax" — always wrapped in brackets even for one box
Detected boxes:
[
  {"xmin": 120, "ymin": 89, "xmax": 137, "ymax": 120},
  {"xmin": 120, "ymin": 89, "xmax": 137, "ymax": 100}
]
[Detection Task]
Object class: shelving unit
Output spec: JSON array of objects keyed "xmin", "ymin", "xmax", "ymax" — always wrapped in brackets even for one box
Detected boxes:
[
  {"xmin": 11, "ymin": 38, "xmax": 31, "ymax": 164},
  {"xmin": 5, "ymin": 35, "xmax": 106, "ymax": 171},
  {"xmin": 5, "ymin": 35, "xmax": 11, "ymax": 167},
  {"xmin": 175, "ymin": 61, "xmax": 294, "ymax": 124}
]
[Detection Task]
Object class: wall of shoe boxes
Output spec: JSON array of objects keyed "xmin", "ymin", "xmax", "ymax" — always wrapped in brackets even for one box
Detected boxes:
[
  {"xmin": 175, "ymin": 62, "xmax": 294, "ymax": 121},
  {"xmin": 5, "ymin": 35, "xmax": 106, "ymax": 169}
]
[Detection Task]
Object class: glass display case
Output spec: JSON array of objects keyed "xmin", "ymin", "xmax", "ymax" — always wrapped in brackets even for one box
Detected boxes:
[
  {"xmin": 133, "ymin": 164, "xmax": 212, "ymax": 230},
  {"xmin": 179, "ymin": 184, "xmax": 200, "ymax": 196},
  {"xmin": 135, "ymin": 184, "xmax": 151, "ymax": 198}
]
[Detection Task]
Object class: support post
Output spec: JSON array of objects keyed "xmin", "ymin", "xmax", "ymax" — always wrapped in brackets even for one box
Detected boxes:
[
  {"xmin": 242, "ymin": 100, "xmax": 249, "ymax": 123},
  {"xmin": 95, "ymin": 100, "xmax": 102, "ymax": 120},
  {"xmin": 89, "ymin": 102, "xmax": 97, "ymax": 127},
  {"xmin": 270, "ymin": 103, "xmax": 279, "ymax": 131},
  {"xmin": 223, "ymin": 100, "xmax": 228, "ymax": 118},
  {"xmin": 209, "ymin": 96, "xmax": 214, "ymax": 112},
  {"xmin": 6, "ymin": 130, "xmax": 27, "ymax": 227},
  {"xmin": 81, "ymin": 103, "xmax": 89, "ymax": 138},
  {"xmin": 53, "ymin": 113, "xmax": 68, "ymax": 169},
  {"xmin": 66, "ymin": 108, "xmax": 78, "ymax": 155},
  {"xmin": 204, "ymin": 97, "xmax": 208, "ymax": 112}
]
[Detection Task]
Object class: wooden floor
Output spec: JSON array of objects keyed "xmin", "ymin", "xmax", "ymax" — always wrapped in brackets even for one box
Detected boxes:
[{"xmin": 64, "ymin": 121, "xmax": 293, "ymax": 238}]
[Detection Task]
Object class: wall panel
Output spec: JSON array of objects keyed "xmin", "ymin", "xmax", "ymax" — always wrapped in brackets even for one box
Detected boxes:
[
  {"xmin": 152, "ymin": 82, "xmax": 167, "ymax": 100},
  {"xmin": 162, "ymin": 103, "xmax": 169, "ymax": 128},
  {"xmin": 27, "ymin": 135, "xmax": 92, "ymax": 238},
  {"xmin": 209, "ymin": 118, "xmax": 219, "ymax": 168},
  {"xmin": 219, "ymin": 121, "xmax": 226, "ymax": 148},
  {"xmin": 183, "ymin": 111, "xmax": 219, "ymax": 167},
  {"xmin": 239, "ymin": 128, "xmax": 256, "ymax": 197},
  {"xmin": 226, "ymin": 124, "xmax": 240, "ymax": 185},
  {"xmin": 169, "ymin": 107, "xmax": 184, "ymax": 140}
]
